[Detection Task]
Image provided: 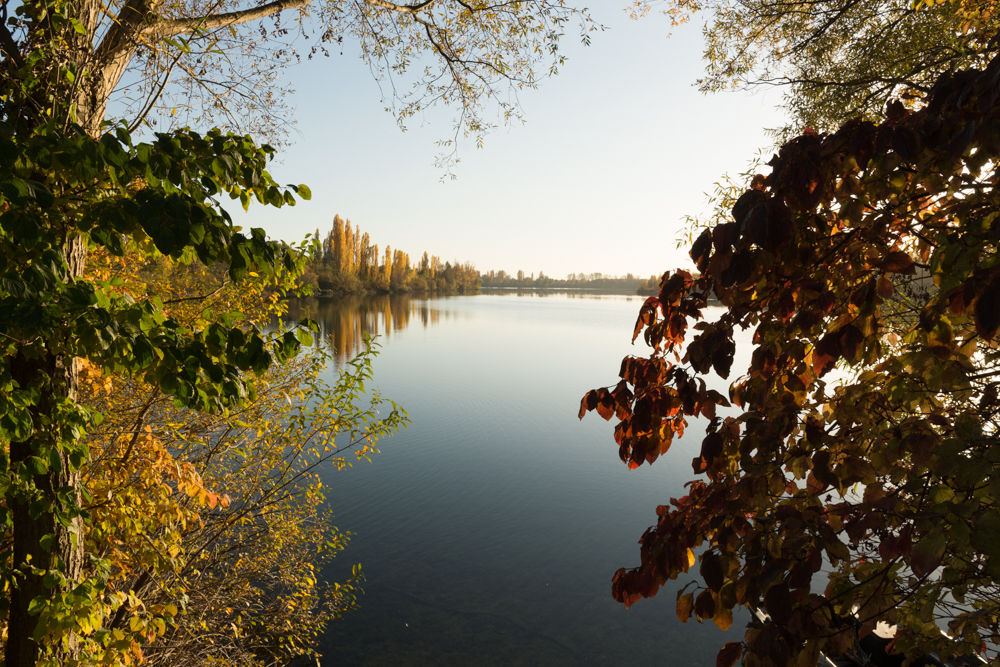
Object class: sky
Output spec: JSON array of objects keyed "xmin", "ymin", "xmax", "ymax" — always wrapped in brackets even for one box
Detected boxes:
[{"xmin": 237, "ymin": 5, "xmax": 788, "ymax": 280}]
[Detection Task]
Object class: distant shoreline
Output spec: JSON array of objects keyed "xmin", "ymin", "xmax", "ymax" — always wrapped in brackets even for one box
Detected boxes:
[{"xmin": 296, "ymin": 286, "xmax": 721, "ymax": 303}]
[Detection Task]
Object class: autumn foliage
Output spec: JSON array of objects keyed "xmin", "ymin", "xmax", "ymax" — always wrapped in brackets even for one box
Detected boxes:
[{"xmin": 583, "ymin": 50, "xmax": 1000, "ymax": 667}]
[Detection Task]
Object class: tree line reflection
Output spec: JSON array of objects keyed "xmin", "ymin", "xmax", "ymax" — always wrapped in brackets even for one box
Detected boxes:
[{"xmin": 280, "ymin": 295, "xmax": 460, "ymax": 363}]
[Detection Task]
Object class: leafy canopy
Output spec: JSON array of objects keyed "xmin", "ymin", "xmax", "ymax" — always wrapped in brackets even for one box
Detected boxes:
[
  {"xmin": 583, "ymin": 47, "xmax": 1000, "ymax": 667},
  {"xmin": 628, "ymin": 0, "xmax": 1000, "ymax": 140},
  {"xmin": 0, "ymin": 116, "xmax": 320, "ymax": 662}
]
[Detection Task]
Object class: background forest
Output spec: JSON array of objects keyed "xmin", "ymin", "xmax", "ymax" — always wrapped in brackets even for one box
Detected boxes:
[{"xmin": 302, "ymin": 215, "xmax": 480, "ymax": 294}]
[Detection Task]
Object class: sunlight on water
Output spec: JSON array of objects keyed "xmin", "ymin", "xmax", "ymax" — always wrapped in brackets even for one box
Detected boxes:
[{"xmin": 278, "ymin": 292, "xmax": 751, "ymax": 666}]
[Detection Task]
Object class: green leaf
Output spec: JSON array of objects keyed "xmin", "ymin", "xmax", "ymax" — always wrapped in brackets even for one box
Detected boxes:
[
  {"xmin": 971, "ymin": 511, "xmax": 1000, "ymax": 556},
  {"xmin": 27, "ymin": 596, "xmax": 47, "ymax": 616},
  {"xmin": 912, "ymin": 528, "xmax": 947, "ymax": 577}
]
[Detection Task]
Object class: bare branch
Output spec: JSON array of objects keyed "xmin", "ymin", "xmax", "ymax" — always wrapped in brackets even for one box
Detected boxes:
[{"xmin": 363, "ymin": 0, "xmax": 439, "ymax": 15}]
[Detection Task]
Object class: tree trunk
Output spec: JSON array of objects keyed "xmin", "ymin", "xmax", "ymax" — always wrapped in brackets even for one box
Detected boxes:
[{"xmin": 5, "ymin": 236, "xmax": 87, "ymax": 667}]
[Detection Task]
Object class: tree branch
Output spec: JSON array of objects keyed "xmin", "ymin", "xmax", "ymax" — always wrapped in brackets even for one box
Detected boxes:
[
  {"xmin": 0, "ymin": 21, "xmax": 25, "ymax": 69},
  {"xmin": 143, "ymin": 0, "xmax": 313, "ymax": 37},
  {"xmin": 363, "ymin": 0, "xmax": 438, "ymax": 15}
]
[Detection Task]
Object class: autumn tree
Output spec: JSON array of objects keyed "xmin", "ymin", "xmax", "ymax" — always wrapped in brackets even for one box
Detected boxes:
[
  {"xmin": 630, "ymin": 0, "xmax": 999, "ymax": 139},
  {"xmin": 583, "ymin": 49, "xmax": 1000, "ymax": 667},
  {"xmin": 76, "ymin": 250, "xmax": 407, "ymax": 665}
]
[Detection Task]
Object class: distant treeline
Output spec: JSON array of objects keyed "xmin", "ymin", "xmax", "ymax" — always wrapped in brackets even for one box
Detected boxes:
[
  {"xmin": 480, "ymin": 270, "xmax": 653, "ymax": 294},
  {"xmin": 301, "ymin": 215, "xmax": 481, "ymax": 294},
  {"xmin": 300, "ymin": 217, "xmax": 659, "ymax": 296}
]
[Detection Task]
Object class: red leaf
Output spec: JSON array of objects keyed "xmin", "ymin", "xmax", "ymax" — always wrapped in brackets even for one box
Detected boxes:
[
  {"xmin": 633, "ymin": 297, "xmax": 660, "ymax": 343},
  {"xmin": 717, "ymin": 642, "xmax": 744, "ymax": 667},
  {"xmin": 578, "ymin": 390, "xmax": 598, "ymax": 419},
  {"xmin": 659, "ymin": 271, "xmax": 693, "ymax": 306},
  {"xmin": 611, "ymin": 568, "xmax": 643, "ymax": 609}
]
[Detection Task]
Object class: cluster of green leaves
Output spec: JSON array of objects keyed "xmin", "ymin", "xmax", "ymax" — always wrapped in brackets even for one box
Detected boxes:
[
  {"xmin": 583, "ymin": 50, "xmax": 1000, "ymax": 667},
  {"xmin": 0, "ymin": 120, "xmax": 309, "ymax": 405}
]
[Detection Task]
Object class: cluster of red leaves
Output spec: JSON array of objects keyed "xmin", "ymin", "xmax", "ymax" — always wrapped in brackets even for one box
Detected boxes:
[{"xmin": 583, "ymin": 51, "xmax": 1000, "ymax": 667}]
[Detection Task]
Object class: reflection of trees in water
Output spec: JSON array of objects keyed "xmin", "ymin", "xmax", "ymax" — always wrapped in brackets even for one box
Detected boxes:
[{"xmin": 280, "ymin": 295, "xmax": 451, "ymax": 362}]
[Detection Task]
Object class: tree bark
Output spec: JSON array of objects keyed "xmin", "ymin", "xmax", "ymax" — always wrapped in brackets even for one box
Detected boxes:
[{"xmin": 5, "ymin": 237, "xmax": 87, "ymax": 667}]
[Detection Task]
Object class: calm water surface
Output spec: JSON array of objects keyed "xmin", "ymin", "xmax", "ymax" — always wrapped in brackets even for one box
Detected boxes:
[{"xmin": 280, "ymin": 293, "xmax": 750, "ymax": 666}]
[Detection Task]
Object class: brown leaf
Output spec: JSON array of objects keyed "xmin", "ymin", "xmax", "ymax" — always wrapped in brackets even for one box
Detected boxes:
[
  {"xmin": 975, "ymin": 279, "xmax": 1000, "ymax": 340},
  {"xmin": 611, "ymin": 568, "xmax": 642, "ymax": 609},
  {"xmin": 764, "ymin": 582, "xmax": 792, "ymax": 625},
  {"xmin": 660, "ymin": 271, "xmax": 693, "ymax": 306},
  {"xmin": 701, "ymin": 433, "xmax": 724, "ymax": 465},
  {"xmin": 677, "ymin": 591, "xmax": 695, "ymax": 623},
  {"xmin": 712, "ymin": 337, "xmax": 736, "ymax": 379},
  {"xmin": 701, "ymin": 551, "xmax": 725, "ymax": 591},
  {"xmin": 837, "ymin": 325, "xmax": 864, "ymax": 360},
  {"xmin": 596, "ymin": 389, "xmax": 615, "ymax": 421},
  {"xmin": 911, "ymin": 528, "xmax": 946, "ymax": 577},
  {"xmin": 876, "ymin": 276, "xmax": 894, "ymax": 298},
  {"xmin": 695, "ymin": 589, "xmax": 716, "ymax": 620},
  {"xmin": 892, "ymin": 126, "xmax": 922, "ymax": 162},
  {"xmin": 765, "ymin": 199, "xmax": 794, "ymax": 250},
  {"xmin": 691, "ymin": 229, "xmax": 713, "ymax": 273},
  {"xmin": 879, "ymin": 251, "xmax": 915, "ymax": 274},
  {"xmin": 749, "ymin": 203, "xmax": 769, "ymax": 247},
  {"xmin": 722, "ymin": 250, "xmax": 754, "ymax": 287},
  {"xmin": 717, "ymin": 642, "xmax": 743, "ymax": 667},
  {"xmin": 578, "ymin": 390, "xmax": 597, "ymax": 420},
  {"xmin": 713, "ymin": 223, "xmax": 737, "ymax": 253},
  {"xmin": 713, "ymin": 605, "xmax": 734, "ymax": 631},
  {"xmin": 632, "ymin": 296, "xmax": 660, "ymax": 343},
  {"xmin": 733, "ymin": 189, "xmax": 766, "ymax": 236}
]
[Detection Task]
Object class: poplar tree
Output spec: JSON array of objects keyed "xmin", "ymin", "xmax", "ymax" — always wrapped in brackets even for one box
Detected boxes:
[
  {"xmin": 343, "ymin": 220, "xmax": 354, "ymax": 276},
  {"xmin": 332, "ymin": 215, "xmax": 346, "ymax": 274},
  {"xmin": 360, "ymin": 233, "xmax": 371, "ymax": 278}
]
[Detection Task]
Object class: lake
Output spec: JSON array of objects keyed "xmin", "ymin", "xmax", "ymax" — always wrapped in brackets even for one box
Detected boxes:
[{"xmin": 279, "ymin": 292, "xmax": 750, "ymax": 666}]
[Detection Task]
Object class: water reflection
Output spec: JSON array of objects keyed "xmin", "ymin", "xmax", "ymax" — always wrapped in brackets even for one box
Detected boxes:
[
  {"xmin": 295, "ymin": 293, "xmax": 749, "ymax": 666},
  {"xmin": 281, "ymin": 294, "xmax": 471, "ymax": 363}
]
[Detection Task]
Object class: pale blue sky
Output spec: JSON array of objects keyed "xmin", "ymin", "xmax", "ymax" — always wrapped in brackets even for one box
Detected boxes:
[{"xmin": 239, "ymin": 5, "xmax": 787, "ymax": 280}]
